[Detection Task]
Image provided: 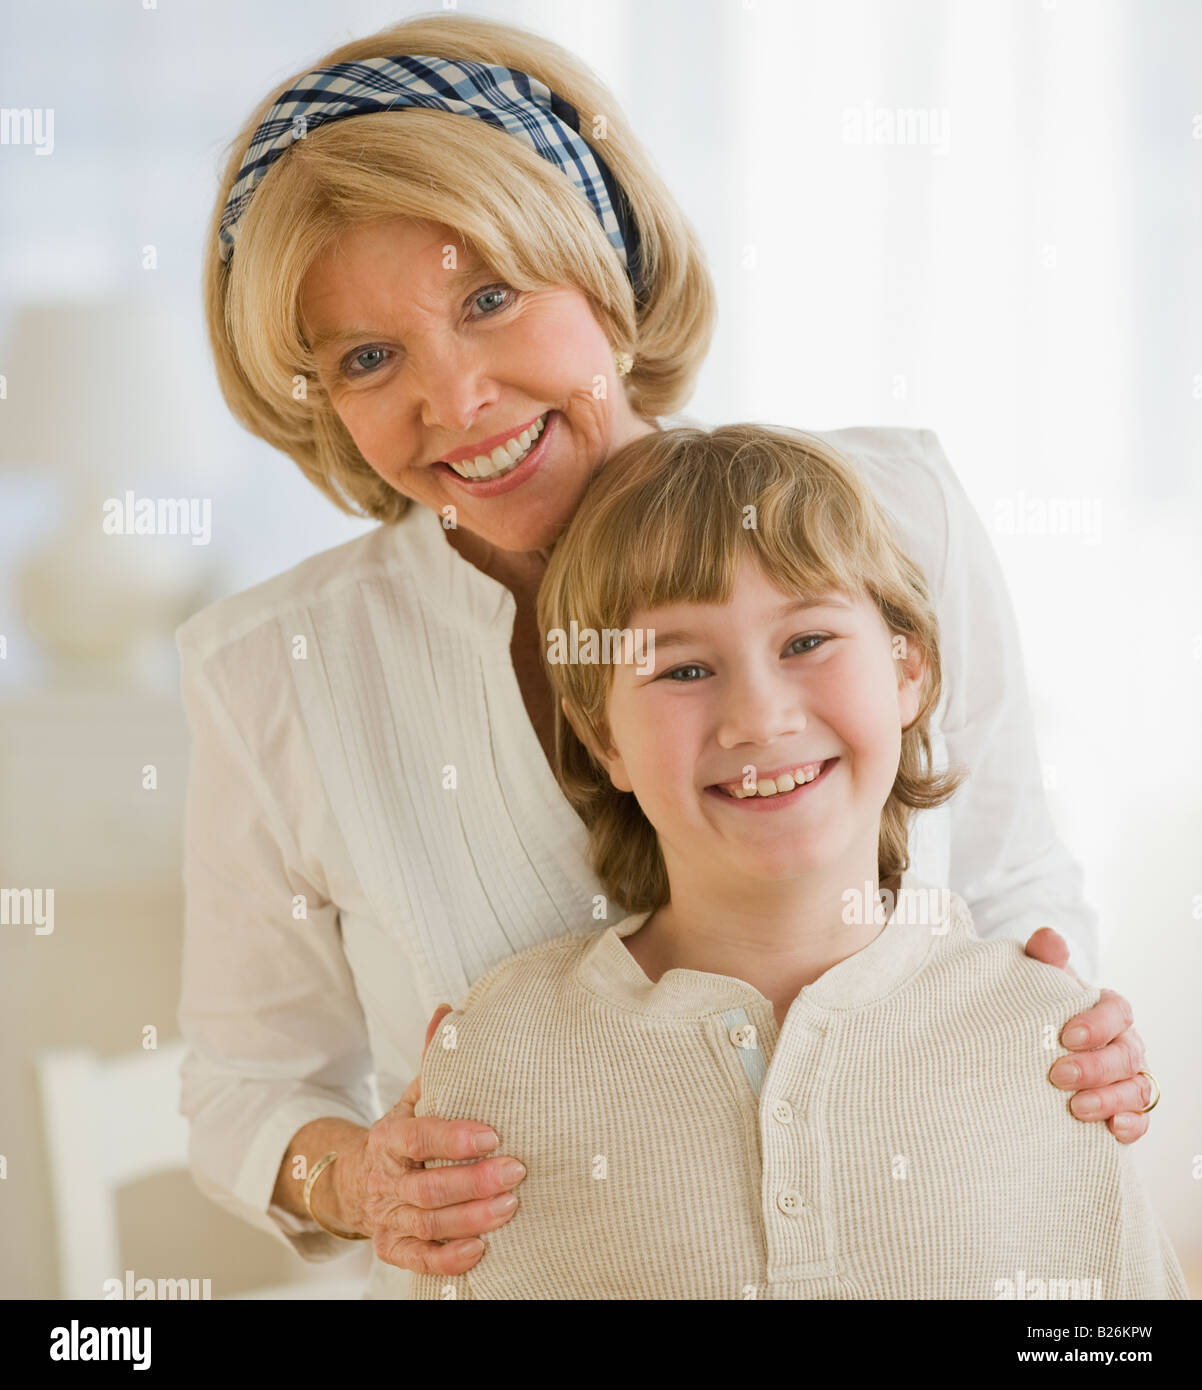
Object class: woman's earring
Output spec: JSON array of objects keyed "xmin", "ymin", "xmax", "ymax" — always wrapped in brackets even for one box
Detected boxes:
[{"xmin": 614, "ymin": 349, "xmax": 634, "ymax": 377}]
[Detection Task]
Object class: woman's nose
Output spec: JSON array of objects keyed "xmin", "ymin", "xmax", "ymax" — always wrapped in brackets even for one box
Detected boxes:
[{"xmin": 410, "ymin": 340, "xmax": 500, "ymax": 430}]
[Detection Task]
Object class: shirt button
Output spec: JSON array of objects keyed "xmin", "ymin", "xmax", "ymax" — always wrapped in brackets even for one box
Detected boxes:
[
  {"xmin": 776, "ymin": 1188, "xmax": 805, "ymax": 1215},
  {"xmin": 771, "ymin": 1099, "xmax": 794, "ymax": 1125},
  {"xmin": 729, "ymin": 1023, "xmax": 757, "ymax": 1049}
]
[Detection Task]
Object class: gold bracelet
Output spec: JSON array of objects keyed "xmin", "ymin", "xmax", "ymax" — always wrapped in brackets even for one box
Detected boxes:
[{"xmin": 302, "ymin": 1150, "xmax": 369, "ymax": 1240}]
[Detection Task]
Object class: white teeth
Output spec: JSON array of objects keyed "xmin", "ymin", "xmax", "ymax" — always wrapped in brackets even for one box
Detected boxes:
[
  {"xmin": 446, "ymin": 413, "xmax": 547, "ymax": 479},
  {"xmin": 720, "ymin": 763, "xmax": 824, "ymax": 799}
]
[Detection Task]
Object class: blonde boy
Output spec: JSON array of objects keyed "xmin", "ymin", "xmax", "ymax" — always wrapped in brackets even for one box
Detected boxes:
[{"xmin": 412, "ymin": 424, "xmax": 1185, "ymax": 1300}]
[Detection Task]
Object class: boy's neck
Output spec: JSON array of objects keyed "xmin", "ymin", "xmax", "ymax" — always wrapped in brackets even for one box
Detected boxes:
[{"xmin": 624, "ymin": 846, "xmax": 891, "ymax": 1027}]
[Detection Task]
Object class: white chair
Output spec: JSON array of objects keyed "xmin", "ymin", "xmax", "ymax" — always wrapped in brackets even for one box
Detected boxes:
[{"xmin": 34, "ymin": 1039, "xmax": 366, "ymax": 1299}]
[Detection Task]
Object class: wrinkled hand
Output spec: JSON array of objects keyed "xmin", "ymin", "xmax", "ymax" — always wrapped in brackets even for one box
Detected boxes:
[
  {"xmin": 1024, "ymin": 927, "xmax": 1153, "ymax": 1143},
  {"xmin": 350, "ymin": 1003, "xmax": 526, "ymax": 1273}
]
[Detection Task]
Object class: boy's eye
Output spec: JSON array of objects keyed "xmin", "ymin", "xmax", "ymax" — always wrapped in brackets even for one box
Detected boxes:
[{"xmin": 660, "ymin": 635, "xmax": 828, "ymax": 681}]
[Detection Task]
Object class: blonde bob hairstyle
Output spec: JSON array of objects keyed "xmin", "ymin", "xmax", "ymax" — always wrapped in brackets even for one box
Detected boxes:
[
  {"xmin": 203, "ymin": 11, "xmax": 716, "ymax": 524},
  {"xmin": 536, "ymin": 423, "xmax": 966, "ymax": 915}
]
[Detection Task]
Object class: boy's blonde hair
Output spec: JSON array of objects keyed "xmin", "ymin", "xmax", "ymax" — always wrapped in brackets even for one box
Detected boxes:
[
  {"xmin": 536, "ymin": 423, "xmax": 964, "ymax": 913},
  {"xmin": 203, "ymin": 11, "xmax": 716, "ymax": 524}
]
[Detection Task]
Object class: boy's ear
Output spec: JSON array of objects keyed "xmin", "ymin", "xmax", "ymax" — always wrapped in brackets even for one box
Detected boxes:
[
  {"xmin": 559, "ymin": 696, "xmax": 596, "ymax": 758},
  {"xmin": 559, "ymin": 697, "xmax": 631, "ymax": 792},
  {"xmin": 560, "ymin": 696, "xmax": 607, "ymax": 762},
  {"xmin": 559, "ymin": 695, "xmax": 584, "ymax": 744},
  {"xmin": 893, "ymin": 633, "xmax": 929, "ymax": 730}
]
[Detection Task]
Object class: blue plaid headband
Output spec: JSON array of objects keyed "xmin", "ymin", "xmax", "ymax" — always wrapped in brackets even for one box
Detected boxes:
[{"xmin": 218, "ymin": 53, "xmax": 644, "ymax": 293}]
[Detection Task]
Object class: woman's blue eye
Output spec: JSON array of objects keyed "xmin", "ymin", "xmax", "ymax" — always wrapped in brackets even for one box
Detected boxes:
[
  {"xmin": 348, "ymin": 347, "xmax": 386, "ymax": 376},
  {"xmin": 342, "ymin": 285, "xmax": 515, "ymax": 378},
  {"xmin": 665, "ymin": 664, "xmax": 707, "ymax": 682},
  {"xmin": 789, "ymin": 634, "xmax": 826, "ymax": 654},
  {"xmin": 474, "ymin": 285, "xmax": 513, "ymax": 314}
]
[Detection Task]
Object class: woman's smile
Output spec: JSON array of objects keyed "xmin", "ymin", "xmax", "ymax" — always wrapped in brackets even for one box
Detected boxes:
[
  {"xmin": 295, "ymin": 213, "xmax": 663, "ymax": 553},
  {"xmin": 435, "ymin": 409, "xmax": 559, "ymax": 496},
  {"xmin": 438, "ymin": 410, "xmax": 549, "ymax": 477}
]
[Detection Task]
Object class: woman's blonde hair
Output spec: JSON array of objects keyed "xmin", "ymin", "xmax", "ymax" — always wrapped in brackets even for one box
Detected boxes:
[
  {"xmin": 536, "ymin": 423, "xmax": 965, "ymax": 913},
  {"xmin": 203, "ymin": 11, "xmax": 716, "ymax": 523}
]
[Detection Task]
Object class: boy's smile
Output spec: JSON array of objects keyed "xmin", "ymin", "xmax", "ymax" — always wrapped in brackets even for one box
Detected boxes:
[
  {"xmin": 597, "ymin": 555, "xmax": 923, "ymax": 881},
  {"xmin": 704, "ymin": 755, "xmax": 840, "ymax": 805},
  {"xmin": 581, "ymin": 553, "xmax": 928, "ymax": 1014}
]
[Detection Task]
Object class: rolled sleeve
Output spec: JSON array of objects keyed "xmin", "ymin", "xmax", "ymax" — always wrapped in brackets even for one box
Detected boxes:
[
  {"xmin": 175, "ymin": 626, "xmax": 380, "ymax": 1260},
  {"xmin": 920, "ymin": 429, "xmax": 1099, "ymax": 981}
]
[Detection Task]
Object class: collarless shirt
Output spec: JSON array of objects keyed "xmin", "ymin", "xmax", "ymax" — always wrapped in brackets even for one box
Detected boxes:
[
  {"xmin": 173, "ymin": 425, "xmax": 1102, "ymax": 1294},
  {"xmin": 405, "ymin": 875, "xmax": 1184, "ymax": 1301}
]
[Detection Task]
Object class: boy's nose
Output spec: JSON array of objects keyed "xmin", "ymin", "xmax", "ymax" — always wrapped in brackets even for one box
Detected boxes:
[{"xmin": 715, "ymin": 674, "xmax": 807, "ymax": 749}]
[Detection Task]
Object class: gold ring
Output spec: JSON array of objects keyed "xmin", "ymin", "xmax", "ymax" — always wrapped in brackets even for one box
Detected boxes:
[{"xmin": 1137, "ymin": 1070, "xmax": 1160, "ymax": 1114}]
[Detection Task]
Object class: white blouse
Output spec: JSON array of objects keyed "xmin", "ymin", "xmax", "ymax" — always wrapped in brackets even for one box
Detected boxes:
[{"xmin": 173, "ymin": 425, "xmax": 1098, "ymax": 1292}]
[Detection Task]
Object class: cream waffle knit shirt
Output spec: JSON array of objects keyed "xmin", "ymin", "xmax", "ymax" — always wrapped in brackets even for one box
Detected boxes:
[{"xmin": 409, "ymin": 877, "xmax": 1185, "ymax": 1300}]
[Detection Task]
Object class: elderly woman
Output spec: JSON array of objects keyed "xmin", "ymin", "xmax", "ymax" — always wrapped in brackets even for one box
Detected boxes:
[{"xmin": 179, "ymin": 12, "xmax": 1158, "ymax": 1301}]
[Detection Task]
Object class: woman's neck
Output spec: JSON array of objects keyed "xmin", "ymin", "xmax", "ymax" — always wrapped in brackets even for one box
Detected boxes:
[{"xmin": 444, "ymin": 525, "xmax": 550, "ymax": 601}]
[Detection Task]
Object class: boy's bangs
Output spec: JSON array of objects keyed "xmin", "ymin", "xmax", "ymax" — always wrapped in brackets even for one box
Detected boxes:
[{"xmin": 582, "ymin": 477, "xmax": 877, "ymax": 633}]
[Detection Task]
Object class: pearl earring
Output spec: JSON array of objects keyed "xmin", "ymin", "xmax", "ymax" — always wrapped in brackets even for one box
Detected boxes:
[{"xmin": 614, "ymin": 349, "xmax": 634, "ymax": 377}]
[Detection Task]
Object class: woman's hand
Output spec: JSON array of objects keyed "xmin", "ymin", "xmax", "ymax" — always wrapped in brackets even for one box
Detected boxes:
[
  {"xmin": 1024, "ymin": 927, "xmax": 1152, "ymax": 1143},
  {"xmin": 343, "ymin": 1004, "xmax": 526, "ymax": 1274}
]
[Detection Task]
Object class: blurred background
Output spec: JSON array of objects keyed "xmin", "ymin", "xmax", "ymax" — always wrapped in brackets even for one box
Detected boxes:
[{"xmin": 0, "ymin": 0, "xmax": 1198, "ymax": 1299}]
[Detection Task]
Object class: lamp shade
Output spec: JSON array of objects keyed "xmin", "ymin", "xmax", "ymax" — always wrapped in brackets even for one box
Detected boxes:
[
  {"xmin": 0, "ymin": 296, "xmax": 218, "ymax": 687},
  {"xmin": 0, "ymin": 296, "xmax": 206, "ymax": 482}
]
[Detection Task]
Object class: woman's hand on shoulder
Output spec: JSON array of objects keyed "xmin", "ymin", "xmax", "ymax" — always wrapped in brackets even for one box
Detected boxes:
[
  {"xmin": 1024, "ymin": 926, "xmax": 1153, "ymax": 1144},
  {"xmin": 345, "ymin": 1004, "xmax": 527, "ymax": 1274}
]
